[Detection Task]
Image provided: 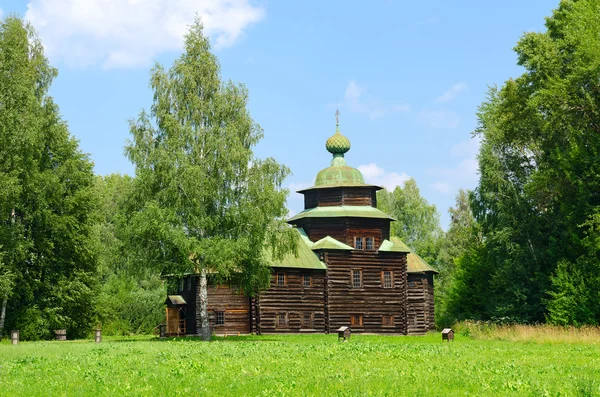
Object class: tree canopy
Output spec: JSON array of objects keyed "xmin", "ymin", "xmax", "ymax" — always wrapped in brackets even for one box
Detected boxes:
[
  {"xmin": 377, "ymin": 178, "xmax": 443, "ymax": 265},
  {"xmin": 0, "ymin": 17, "xmax": 97, "ymax": 339},
  {"xmin": 445, "ymin": 0, "xmax": 600, "ymax": 325},
  {"xmin": 125, "ymin": 19, "xmax": 296, "ymax": 339}
]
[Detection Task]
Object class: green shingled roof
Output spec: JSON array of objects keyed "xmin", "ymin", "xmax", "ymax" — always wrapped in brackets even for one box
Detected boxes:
[
  {"xmin": 288, "ymin": 205, "xmax": 396, "ymax": 222},
  {"xmin": 268, "ymin": 228, "xmax": 327, "ymax": 270},
  {"xmin": 312, "ymin": 236, "xmax": 354, "ymax": 250},
  {"xmin": 389, "ymin": 237, "xmax": 439, "ymax": 274}
]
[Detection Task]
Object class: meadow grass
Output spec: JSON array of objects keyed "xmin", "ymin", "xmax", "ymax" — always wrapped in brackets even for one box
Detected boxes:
[
  {"xmin": 455, "ymin": 321, "xmax": 600, "ymax": 345},
  {"xmin": 1, "ymin": 332, "xmax": 600, "ymax": 396}
]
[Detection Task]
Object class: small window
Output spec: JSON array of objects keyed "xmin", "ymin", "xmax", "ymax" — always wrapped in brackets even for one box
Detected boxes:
[
  {"xmin": 276, "ymin": 273, "xmax": 285, "ymax": 286},
  {"xmin": 350, "ymin": 314, "xmax": 363, "ymax": 327},
  {"xmin": 303, "ymin": 274, "xmax": 311, "ymax": 287},
  {"xmin": 179, "ymin": 279, "xmax": 184, "ymax": 291},
  {"xmin": 276, "ymin": 313, "xmax": 288, "ymax": 328},
  {"xmin": 301, "ymin": 313, "xmax": 314, "ymax": 329},
  {"xmin": 366, "ymin": 237, "xmax": 374, "ymax": 251},
  {"xmin": 354, "ymin": 237, "xmax": 364, "ymax": 250},
  {"xmin": 382, "ymin": 271, "xmax": 393, "ymax": 288},
  {"xmin": 382, "ymin": 315, "xmax": 394, "ymax": 327},
  {"xmin": 216, "ymin": 311, "xmax": 225, "ymax": 326},
  {"xmin": 352, "ymin": 269, "xmax": 362, "ymax": 288}
]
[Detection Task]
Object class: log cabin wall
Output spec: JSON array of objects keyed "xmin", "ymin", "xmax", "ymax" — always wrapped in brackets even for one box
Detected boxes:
[
  {"xmin": 256, "ymin": 269, "xmax": 326, "ymax": 333},
  {"xmin": 325, "ymin": 250, "xmax": 407, "ymax": 334},
  {"xmin": 201, "ymin": 283, "xmax": 251, "ymax": 335},
  {"xmin": 303, "ymin": 187, "xmax": 377, "ymax": 209},
  {"xmin": 406, "ymin": 273, "xmax": 435, "ymax": 334},
  {"xmin": 296, "ymin": 217, "xmax": 390, "ymax": 247}
]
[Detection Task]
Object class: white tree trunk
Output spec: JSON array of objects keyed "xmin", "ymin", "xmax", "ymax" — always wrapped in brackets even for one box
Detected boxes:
[
  {"xmin": 0, "ymin": 297, "xmax": 7, "ymax": 337},
  {"xmin": 199, "ymin": 270, "xmax": 211, "ymax": 341}
]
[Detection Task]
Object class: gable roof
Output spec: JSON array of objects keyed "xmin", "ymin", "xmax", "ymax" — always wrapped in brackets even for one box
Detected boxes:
[
  {"xmin": 379, "ymin": 239, "xmax": 411, "ymax": 253},
  {"xmin": 267, "ymin": 228, "xmax": 327, "ymax": 270},
  {"xmin": 312, "ymin": 236, "xmax": 354, "ymax": 251},
  {"xmin": 165, "ymin": 295, "xmax": 187, "ymax": 305},
  {"xmin": 389, "ymin": 237, "xmax": 439, "ymax": 274}
]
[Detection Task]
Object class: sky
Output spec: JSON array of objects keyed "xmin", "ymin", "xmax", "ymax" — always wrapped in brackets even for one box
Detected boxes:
[{"xmin": 1, "ymin": 0, "xmax": 559, "ymax": 228}]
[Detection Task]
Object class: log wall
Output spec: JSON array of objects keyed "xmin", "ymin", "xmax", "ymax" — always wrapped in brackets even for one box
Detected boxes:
[
  {"xmin": 407, "ymin": 273, "xmax": 435, "ymax": 334},
  {"xmin": 296, "ymin": 218, "xmax": 390, "ymax": 248},
  {"xmin": 325, "ymin": 251, "xmax": 407, "ymax": 334},
  {"xmin": 303, "ymin": 187, "xmax": 377, "ymax": 209},
  {"xmin": 255, "ymin": 269, "xmax": 326, "ymax": 333},
  {"xmin": 205, "ymin": 284, "xmax": 251, "ymax": 334}
]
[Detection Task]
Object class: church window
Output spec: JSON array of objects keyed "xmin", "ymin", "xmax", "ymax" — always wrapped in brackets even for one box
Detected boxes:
[
  {"xmin": 350, "ymin": 314, "xmax": 363, "ymax": 327},
  {"xmin": 276, "ymin": 272, "xmax": 286, "ymax": 286},
  {"xmin": 382, "ymin": 315, "xmax": 394, "ymax": 327},
  {"xmin": 366, "ymin": 237, "xmax": 374, "ymax": 251},
  {"xmin": 276, "ymin": 313, "xmax": 288, "ymax": 328},
  {"xmin": 303, "ymin": 274, "xmax": 312, "ymax": 287},
  {"xmin": 382, "ymin": 271, "xmax": 393, "ymax": 288},
  {"xmin": 215, "ymin": 311, "xmax": 225, "ymax": 326},
  {"xmin": 352, "ymin": 269, "xmax": 363, "ymax": 288},
  {"xmin": 354, "ymin": 237, "xmax": 364, "ymax": 250},
  {"xmin": 301, "ymin": 313, "xmax": 314, "ymax": 329}
]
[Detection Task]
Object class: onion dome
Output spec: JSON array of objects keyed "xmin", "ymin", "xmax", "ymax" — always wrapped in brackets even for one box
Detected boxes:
[
  {"xmin": 325, "ymin": 126, "xmax": 351, "ymax": 156},
  {"xmin": 314, "ymin": 112, "xmax": 365, "ymax": 187}
]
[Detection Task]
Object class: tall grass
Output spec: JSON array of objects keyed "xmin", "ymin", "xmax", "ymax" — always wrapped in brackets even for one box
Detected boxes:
[{"xmin": 454, "ymin": 320, "xmax": 600, "ymax": 344}]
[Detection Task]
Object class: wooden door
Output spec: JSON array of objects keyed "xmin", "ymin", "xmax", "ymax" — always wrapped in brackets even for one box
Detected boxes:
[{"xmin": 166, "ymin": 307, "xmax": 180, "ymax": 335}]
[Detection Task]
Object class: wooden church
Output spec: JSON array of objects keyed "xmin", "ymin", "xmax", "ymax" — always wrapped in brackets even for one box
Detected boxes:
[{"xmin": 165, "ymin": 118, "xmax": 437, "ymax": 336}]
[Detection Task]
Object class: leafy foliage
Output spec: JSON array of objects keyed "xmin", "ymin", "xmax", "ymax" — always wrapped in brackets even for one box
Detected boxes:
[
  {"xmin": 377, "ymin": 178, "xmax": 443, "ymax": 265},
  {"xmin": 124, "ymin": 19, "xmax": 296, "ymax": 337},
  {"xmin": 0, "ymin": 17, "xmax": 97, "ymax": 339},
  {"xmin": 447, "ymin": 0, "xmax": 600, "ymax": 325}
]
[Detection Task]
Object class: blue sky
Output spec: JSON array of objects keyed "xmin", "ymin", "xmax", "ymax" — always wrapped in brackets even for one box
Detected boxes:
[{"xmin": 1, "ymin": 0, "xmax": 558, "ymax": 228}]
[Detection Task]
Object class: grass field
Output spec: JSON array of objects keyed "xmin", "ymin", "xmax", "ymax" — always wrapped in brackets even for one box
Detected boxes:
[{"xmin": 1, "ymin": 331, "xmax": 600, "ymax": 396}]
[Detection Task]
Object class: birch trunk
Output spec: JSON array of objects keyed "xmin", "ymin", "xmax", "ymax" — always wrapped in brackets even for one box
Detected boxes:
[
  {"xmin": 199, "ymin": 270, "xmax": 211, "ymax": 341},
  {"xmin": 0, "ymin": 297, "xmax": 7, "ymax": 337}
]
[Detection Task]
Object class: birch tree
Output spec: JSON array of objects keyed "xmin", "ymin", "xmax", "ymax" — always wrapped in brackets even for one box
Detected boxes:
[{"xmin": 125, "ymin": 19, "xmax": 296, "ymax": 340}]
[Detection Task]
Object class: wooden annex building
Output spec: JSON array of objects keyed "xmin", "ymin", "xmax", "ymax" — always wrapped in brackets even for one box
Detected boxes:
[{"xmin": 165, "ymin": 119, "xmax": 437, "ymax": 336}]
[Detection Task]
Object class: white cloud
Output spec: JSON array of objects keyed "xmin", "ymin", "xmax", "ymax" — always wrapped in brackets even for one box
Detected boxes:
[
  {"xmin": 435, "ymin": 82, "xmax": 467, "ymax": 102},
  {"xmin": 358, "ymin": 163, "xmax": 410, "ymax": 191},
  {"xmin": 418, "ymin": 109, "xmax": 460, "ymax": 129},
  {"xmin": 330, "ymin": 80, "xmax": 411, "ymax": 120},
  {"xmin": 429, "ymin": 137, "xmax": 480, "ymax": 195},
  {"xmin": 24, "ymin": 0, "xmax": 265, "ymax": 68}
]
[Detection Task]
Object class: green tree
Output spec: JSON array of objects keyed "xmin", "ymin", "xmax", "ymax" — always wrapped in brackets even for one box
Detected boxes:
[
  {"xmin": 469, "ymin": 0, "xmax": 600, "ymax": 324},
  {"xmin": 92, "ymin": 174, "xmax": 166, "ymax": 335},
  {"xmin": 435, "ymin": 189, "xmax": 480, "ymax": 325},
  {"xmin": 0, "ymin": 17, "xmax": 97, "ymax": 339},
  {"xmin": 125, "ymin": 19, "xmax": 296, "ymax": 340},
  {"xmin": 377, "ymin": 178, "xmax": 443, "ymax": 265}
]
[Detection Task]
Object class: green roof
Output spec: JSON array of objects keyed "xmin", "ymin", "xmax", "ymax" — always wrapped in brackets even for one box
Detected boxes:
[
  {"xmin": 268, "ymin": 228, "xmax": 327, "ymax": 270},
  {"xmin": 288, "ymin": 206, "xmax": 396, "ymax": 222},
  {"xmin": 379, "ymin": 239, "xmax": 411, "ymax": 253},
  {"xmin": 312, "ymin": 236, "xmax": 354, "ymax": 250},
  {"xmin": 390, "ymin": 237, "xmax": 439, "ymax": 274}
]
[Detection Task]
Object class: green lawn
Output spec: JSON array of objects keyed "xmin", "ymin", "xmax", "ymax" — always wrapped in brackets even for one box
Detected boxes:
[{"xmin": 1, "ymin": 333, "xmax": 599, "ymax": 396}]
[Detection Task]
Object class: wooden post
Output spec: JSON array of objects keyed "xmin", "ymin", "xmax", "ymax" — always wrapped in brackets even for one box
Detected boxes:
[
  {"xmin": 94, "ymin": 329, "xmax": 102, "ymax": 343},
  {"xmin": 55, "ymin": 329, "xmax": 67, "ymax": 341},
  {"xmin": 11, "ymin": 330, "xmax": 19, "ymax": 345}
]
